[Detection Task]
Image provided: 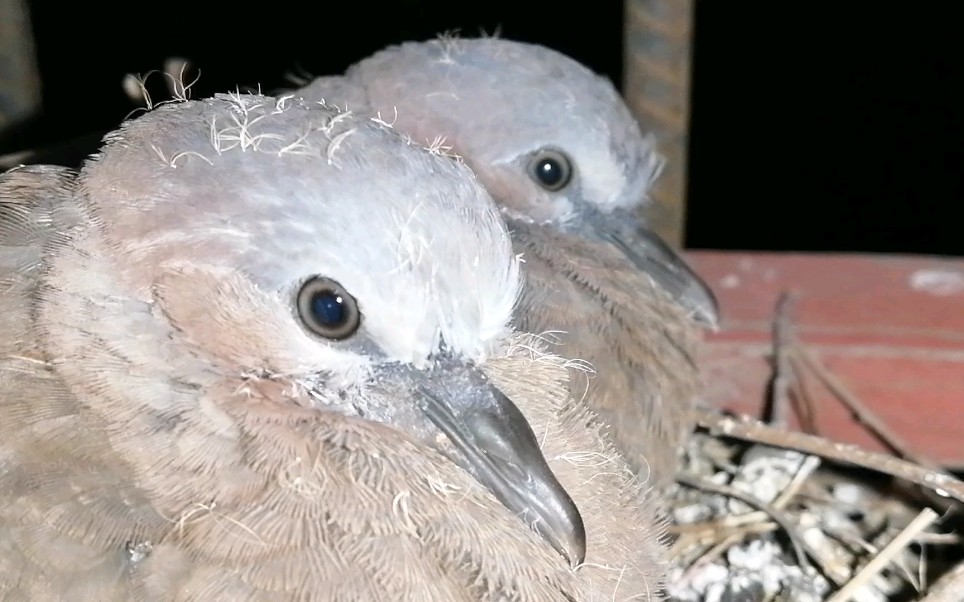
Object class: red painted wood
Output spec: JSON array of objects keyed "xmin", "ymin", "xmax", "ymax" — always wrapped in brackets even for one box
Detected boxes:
[{"xmin": 683, "ymin": 251, "xmax": 964, "ymax": 466}]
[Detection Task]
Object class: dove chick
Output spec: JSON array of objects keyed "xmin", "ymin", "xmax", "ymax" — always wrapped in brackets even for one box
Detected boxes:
[
  {"xmin": 294, "ymin": 36, "xmax": 718, "ymax": 486},
  {"xmin": 0, "ymin": 93, "xmax": 667, "ymax": 600}
]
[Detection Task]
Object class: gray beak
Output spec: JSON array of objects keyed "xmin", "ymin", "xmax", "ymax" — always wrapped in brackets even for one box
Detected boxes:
[
  {"xmin": 583, "ymin": 207, "xmax": 720, "ymax": 330},
  {"xmin": 411, "ymin": 355, "xmax": 586, "ymax": 567}
]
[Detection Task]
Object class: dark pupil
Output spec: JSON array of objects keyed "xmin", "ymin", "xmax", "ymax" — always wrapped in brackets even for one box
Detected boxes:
[
  {"xmin": 537, "ymin": 159, "xmax": 563, "ymax": 186},
  {"xmin": 311, "ymin": 291, "xmax": 346, "ymax": 325}
]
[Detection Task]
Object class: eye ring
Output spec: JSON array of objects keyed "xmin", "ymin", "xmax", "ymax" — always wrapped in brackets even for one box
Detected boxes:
[
  {"xmin": 296, "ymin": 276, "xmax": 361, "ymax": 340},
  {"xmin": 528, "ymin": 149, "xmax": 573, "ymax": 192}
]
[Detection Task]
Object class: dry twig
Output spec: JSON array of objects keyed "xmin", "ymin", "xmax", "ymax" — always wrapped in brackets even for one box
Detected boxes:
[
  {"xmin": 794, "ymin": 345, "xmax": 942, "ymax": 472},
  {"xmin": 695, "ymin": 410, "xmax": 964, "ymax": 504},
  {"xmin": 677, "ymin": 473, "xmax": 811, "ymax": 570},
  {"xmin": 768, "ymin": 292, "xmax": 798, "ymax": 427},
  {"xmin": 826, "ymin": 508, "xmax": 939, "ymax": 602}
]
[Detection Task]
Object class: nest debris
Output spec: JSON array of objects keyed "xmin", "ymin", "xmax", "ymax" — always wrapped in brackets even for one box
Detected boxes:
[{"xmin": 663, "ymin": 293, "xmax": 964, "ymax": 602}]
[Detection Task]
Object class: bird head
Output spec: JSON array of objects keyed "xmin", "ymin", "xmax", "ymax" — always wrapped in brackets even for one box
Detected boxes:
[
  {"xmin": 41, "ymin": 93, "xmax": 586, "ymax": 566},
  {"xmin": 297, "ymin": 36, "xmax": 720, "ymax": 328}
]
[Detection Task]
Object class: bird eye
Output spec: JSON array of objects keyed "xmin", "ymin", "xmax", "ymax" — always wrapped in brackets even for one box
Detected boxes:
[
  {"xmin": 528, "ymin": 149, "xmax": 573, "ymax": 191},
  {"xmin": 296, "ymin": 277, "xmax": 361, "ymax": 340}
]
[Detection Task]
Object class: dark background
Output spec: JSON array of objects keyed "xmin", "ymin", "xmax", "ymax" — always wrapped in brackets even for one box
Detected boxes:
[{"xmin": 7, "ymin": 2, "xmax": 963, "ymax": 256}]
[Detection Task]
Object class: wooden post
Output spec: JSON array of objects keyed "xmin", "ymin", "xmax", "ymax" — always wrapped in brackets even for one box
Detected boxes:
[
  {"xmin": 623, "ymin": 0, "xmax": 695, "ymax": 247},
  {"xmin": 0, "ymin": 0, "xmax": 42, "ymax": 133}
]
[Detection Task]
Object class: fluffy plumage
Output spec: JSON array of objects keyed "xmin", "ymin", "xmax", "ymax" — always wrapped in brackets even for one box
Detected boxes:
[
  {"xmin": 293, "ymin": 37, "xmax": 716, "ymax": 486},
  {"xmin": 0, "ymin": 93, "xmax": 667, "ymax": 600}
]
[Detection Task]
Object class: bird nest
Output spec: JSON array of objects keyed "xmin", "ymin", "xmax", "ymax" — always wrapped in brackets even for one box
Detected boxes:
[{"xmin": 662, "ymin": 294, "xmax": 964, "ymax": 601}]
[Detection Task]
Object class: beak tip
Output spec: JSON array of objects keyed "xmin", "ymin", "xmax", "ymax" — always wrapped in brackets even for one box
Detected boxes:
[
  {"xmin": 569, "ymin": 540, "xmax": 588, "ymax": 568},
  {"xmin": 691, "ymin": 289, "xmax": 721, "ymax": 331},
  {"xmin": 546, "ymin": 524, "xmax": 587, "ymax": 569},
  {"xmin": 540, "ymin": 501, "xmax": 587, "ymax": 568},
  {"xmin": 699, "ymin": 310, "xmax": 721, "ymax": 331}
]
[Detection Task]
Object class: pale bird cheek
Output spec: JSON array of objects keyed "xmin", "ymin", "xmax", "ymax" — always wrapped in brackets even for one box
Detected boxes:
[
  {"xmin": 366, "ymin": 317, "xmax": 438, "ymax": 368},
  {"xmin": 524, "ymin": 194, "xmax": 576, "ymax": 226},
  {"xmin": 553, "ymin": 196, "xmax": 577, "ymax": 222},
  {"xmin": 581, "ymin": 157, "xmax": 633, "ymax": 211},
  {"xmin": 324, "ymin": 360, "xmax": 374, "ymax": 392}
]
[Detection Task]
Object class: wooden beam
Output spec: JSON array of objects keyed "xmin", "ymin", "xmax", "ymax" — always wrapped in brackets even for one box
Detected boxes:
[
  {"xmin": 0, "ymin": 0, "xmax": 42, "ymax": 133},
  {"xmin": 623, "ymin": 0, "xmax": 695, "ymax": 247}
]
